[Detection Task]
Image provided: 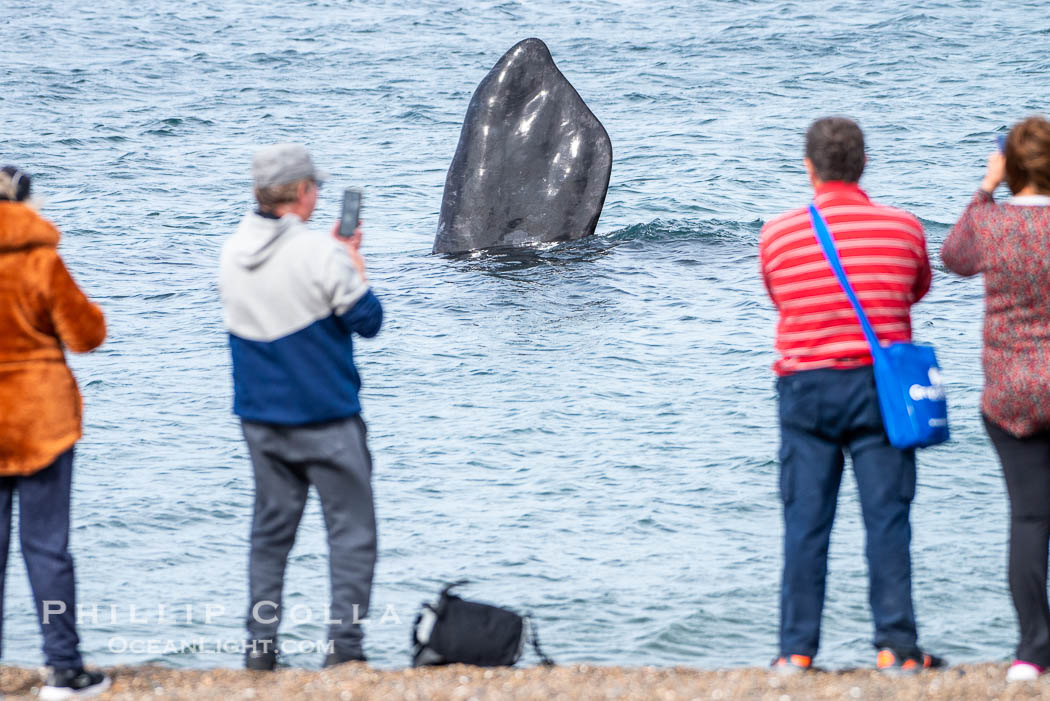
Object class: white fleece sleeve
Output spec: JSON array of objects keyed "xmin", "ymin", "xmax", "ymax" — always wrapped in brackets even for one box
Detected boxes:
[{"xmin": 322, "ymin": 241, "xmax": 370, "ymax": 316}]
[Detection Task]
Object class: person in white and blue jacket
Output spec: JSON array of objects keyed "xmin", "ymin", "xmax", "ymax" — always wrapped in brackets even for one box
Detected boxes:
[{"xmin": 219, "ymin": 143, "xmax": 382, "ymax": 670}]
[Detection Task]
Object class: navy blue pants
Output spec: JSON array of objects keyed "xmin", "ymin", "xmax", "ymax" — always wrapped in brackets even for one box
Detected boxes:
[
  {"xmin": 777, "ymin": 367, "xmax": 919, "ymax": 659},
  {"xmin": 0, "ymin": 449, "xmax": 83, "ymax": 669}
]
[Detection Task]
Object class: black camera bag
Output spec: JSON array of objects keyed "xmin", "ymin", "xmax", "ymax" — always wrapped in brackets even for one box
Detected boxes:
[{"xmin": 411, "ymin": 581, "xmax": 553, "ymax": 668}]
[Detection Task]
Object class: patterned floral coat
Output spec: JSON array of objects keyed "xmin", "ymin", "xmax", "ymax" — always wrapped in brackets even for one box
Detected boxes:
[{"xmin": 942, "ymin": 190, "xmax": 1050, "ymax": 437}]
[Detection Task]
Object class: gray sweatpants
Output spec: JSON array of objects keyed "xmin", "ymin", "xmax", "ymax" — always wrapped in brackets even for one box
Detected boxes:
[{"xmin": 241, "ymin": 416, "xmax": 376, "ymax": 658}]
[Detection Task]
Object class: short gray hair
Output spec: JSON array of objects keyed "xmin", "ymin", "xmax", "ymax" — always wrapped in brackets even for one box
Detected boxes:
[{"xmin": 254, "ymin": 180, "xmax": 307, "ymax": 211}]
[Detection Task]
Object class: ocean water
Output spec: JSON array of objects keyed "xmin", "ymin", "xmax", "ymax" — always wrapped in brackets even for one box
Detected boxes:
[{"xmin": 1, "ymin": 0, "xmax": 1047, "ymax": 671}]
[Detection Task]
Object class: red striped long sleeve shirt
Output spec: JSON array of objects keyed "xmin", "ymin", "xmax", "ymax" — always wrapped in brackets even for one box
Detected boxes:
[{"xmin": 759, "ymin": 182, "xmax": 931, "ymax": 376}]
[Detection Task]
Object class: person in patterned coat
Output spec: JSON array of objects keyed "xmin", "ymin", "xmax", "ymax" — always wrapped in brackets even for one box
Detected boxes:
[{"xmin": 943, "ymin": 115, "xmax": 1050, "ymax": 683}]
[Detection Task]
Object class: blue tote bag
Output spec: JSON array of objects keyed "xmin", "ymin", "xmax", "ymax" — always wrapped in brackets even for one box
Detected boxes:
[{"xmin": 807, "ymin": 204, "xmax": 949, "ymax": 450}]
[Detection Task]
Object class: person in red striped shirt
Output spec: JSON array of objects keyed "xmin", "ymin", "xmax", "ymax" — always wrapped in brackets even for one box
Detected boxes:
[{"xmin": 760, "ymin": 117, "xmax": 943, "ymax": 676}]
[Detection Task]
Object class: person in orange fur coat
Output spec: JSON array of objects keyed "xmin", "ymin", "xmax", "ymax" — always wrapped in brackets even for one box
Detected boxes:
[{"xmin": 0, "ymin": 165, "xmax": 110, "ymax": 699}]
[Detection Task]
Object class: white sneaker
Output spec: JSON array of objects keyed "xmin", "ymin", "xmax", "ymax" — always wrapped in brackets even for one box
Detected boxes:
[
  {"xmin": 39, "ymin": 668, "xmax": 111, "ymax": 700},
  {"xmin": 1006, "ymin": 660, "xmax": 1043, "ymax": 682}
]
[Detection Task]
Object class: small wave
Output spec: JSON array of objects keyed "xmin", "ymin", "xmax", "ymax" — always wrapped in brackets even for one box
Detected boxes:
[
  {"xmin": 864, "ymin": 12, "xmax": 936, "ymax": 30},
  {"xmin": 442, "ymin": 236, "xmax": 616, "ymax": 273},
  {"xmin": 607, "ymin": 218, "xmax": 762, "ymax": 243},
  {"xmin": 436, "ymin": 218, "xmax": 763, "ymax": 273}
]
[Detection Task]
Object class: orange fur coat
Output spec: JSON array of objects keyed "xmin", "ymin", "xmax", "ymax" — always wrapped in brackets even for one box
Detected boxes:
[{"xmin": 0, "ymin": 202, "xmax": 106, "ymax": 476}]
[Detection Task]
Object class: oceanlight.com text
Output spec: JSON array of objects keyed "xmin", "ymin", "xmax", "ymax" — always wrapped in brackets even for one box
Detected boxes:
[{"xmin": 107, "ymin": 638, "xmax": 336, "ymax": 656}]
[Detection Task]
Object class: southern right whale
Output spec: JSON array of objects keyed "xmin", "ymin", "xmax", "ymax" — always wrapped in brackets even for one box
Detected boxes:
[{"xmin": 433, "ymin": 38, "xmax": 613, "ymax": 255}]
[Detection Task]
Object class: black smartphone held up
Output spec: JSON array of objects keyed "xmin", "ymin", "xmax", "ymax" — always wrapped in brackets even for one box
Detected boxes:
[{"xmin": 338, "ymin": 188, "xmax": 362, "ymax": 239}]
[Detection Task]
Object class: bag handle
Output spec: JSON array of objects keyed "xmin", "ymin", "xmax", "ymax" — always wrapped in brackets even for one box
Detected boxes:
[
  {"xmin": 440, "ymin": 580, "xmax": 470, "ymax": 597},
  {"xmin": 807, "ymin": 203, "xmax": 885, "ymax": 361},
  {"xmin": 526, "ymin": 616, "xmax": 555, "ymax": 667},
  {"xmin": 436, "ymin": 579, "xmax": 471, "ymax": 615}
]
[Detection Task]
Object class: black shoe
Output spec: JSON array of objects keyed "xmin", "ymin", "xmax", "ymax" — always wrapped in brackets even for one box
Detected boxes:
[
  {"xmin": 323, "ymin": 650, "xmax": 367, "ymax": 667},
  {"xmin": 245, "ymin": 639, "xmax": 278, "ymax": 671},
  {"xmin": 40, "ymin": 667, "xmax": 111, "ymax": 700}
]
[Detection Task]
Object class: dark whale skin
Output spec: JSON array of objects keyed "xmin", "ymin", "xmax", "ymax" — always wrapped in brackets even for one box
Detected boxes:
[{"xmin": 434, "ymin": 38, "xmax": 612, "ymax": 255}]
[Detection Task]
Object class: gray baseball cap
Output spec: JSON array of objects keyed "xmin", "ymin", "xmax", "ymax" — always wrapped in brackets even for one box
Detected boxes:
[{"xmin": 251, "ymin": 143, "xmax": 329, "ymax": 189}]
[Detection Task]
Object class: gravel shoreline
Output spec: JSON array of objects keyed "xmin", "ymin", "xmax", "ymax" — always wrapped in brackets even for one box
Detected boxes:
[{"xmin": 4, "ymin": 662, "xmax": 1050, "ymax": 700}]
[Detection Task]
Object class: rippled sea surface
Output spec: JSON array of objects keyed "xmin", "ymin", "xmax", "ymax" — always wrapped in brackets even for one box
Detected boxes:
[{"xmin": 2, "ymin": 0, "xmax": 1048, "ymax": 671}]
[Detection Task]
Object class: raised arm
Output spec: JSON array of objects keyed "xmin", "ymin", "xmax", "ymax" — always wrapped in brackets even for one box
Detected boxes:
[
  {"xmin": 327, "ymin": 222, "xmax": 383, "ymax": 338},
  {"xmin": 942, "ymin": 152, "xmax": 1005, "ymax": 277}
]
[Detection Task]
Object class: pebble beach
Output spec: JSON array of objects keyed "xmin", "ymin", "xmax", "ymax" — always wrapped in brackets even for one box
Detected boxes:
[
  {"xmin": 6, "ymin": 0, "xmax": 1050, "ymax": 685},
  {"xmin": 3, "ymin": 663, "xmax": 1048, "ymax": 701}
]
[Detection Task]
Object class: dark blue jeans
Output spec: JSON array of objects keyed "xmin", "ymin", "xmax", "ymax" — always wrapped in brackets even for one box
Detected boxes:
[
  {"xmin": 0, "ymin": 449, "xmax": 83, "ymax": 669},
  {"xmin": 777, "ymin": 367, "xmax": 918, "ymax": 659}
]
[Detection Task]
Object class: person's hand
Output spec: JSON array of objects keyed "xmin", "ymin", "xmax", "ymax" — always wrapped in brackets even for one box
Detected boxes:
[
  {"xmin": 981, "ymin": 152, "xmax": 1006, "ymax": 194},
  {"xmin": 331, "ymin": 219, "xmax": 368, "ymax": 283}
]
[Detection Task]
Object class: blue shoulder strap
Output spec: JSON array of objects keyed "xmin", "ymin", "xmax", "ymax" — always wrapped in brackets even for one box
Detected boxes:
[{"xmin": 806, "ymin": 203, "xmax": 884, "ymax": 358}]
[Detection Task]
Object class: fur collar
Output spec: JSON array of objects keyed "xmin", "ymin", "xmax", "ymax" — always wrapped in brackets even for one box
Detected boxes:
[{"xmin": 0, "ymin": 202, "xmax": 59, "ymax": 252}]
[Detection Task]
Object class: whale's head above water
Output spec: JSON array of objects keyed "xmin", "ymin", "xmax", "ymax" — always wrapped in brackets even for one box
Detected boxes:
[{"xmin": 433, "ymin": 38, "xmax": 612, "ymax": 255}]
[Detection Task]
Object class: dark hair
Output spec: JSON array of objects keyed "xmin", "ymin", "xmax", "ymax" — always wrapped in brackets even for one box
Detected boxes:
[
  {"xmin": 1005, "ymin": 115, "xmax": 1050, "ymax": 195},
  {"xmin": 805, "ymin": 117, "xmax": 866, "ymax": 183}
]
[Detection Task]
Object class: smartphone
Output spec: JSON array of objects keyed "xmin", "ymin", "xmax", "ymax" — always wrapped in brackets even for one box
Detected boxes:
[
  {"xmin": 997, "ymin": 134, "xmax": 1007, "ymax": 153},
  {"xmin": 338, "ymin": 188, "xmax": 362, "ymax": 239}
]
